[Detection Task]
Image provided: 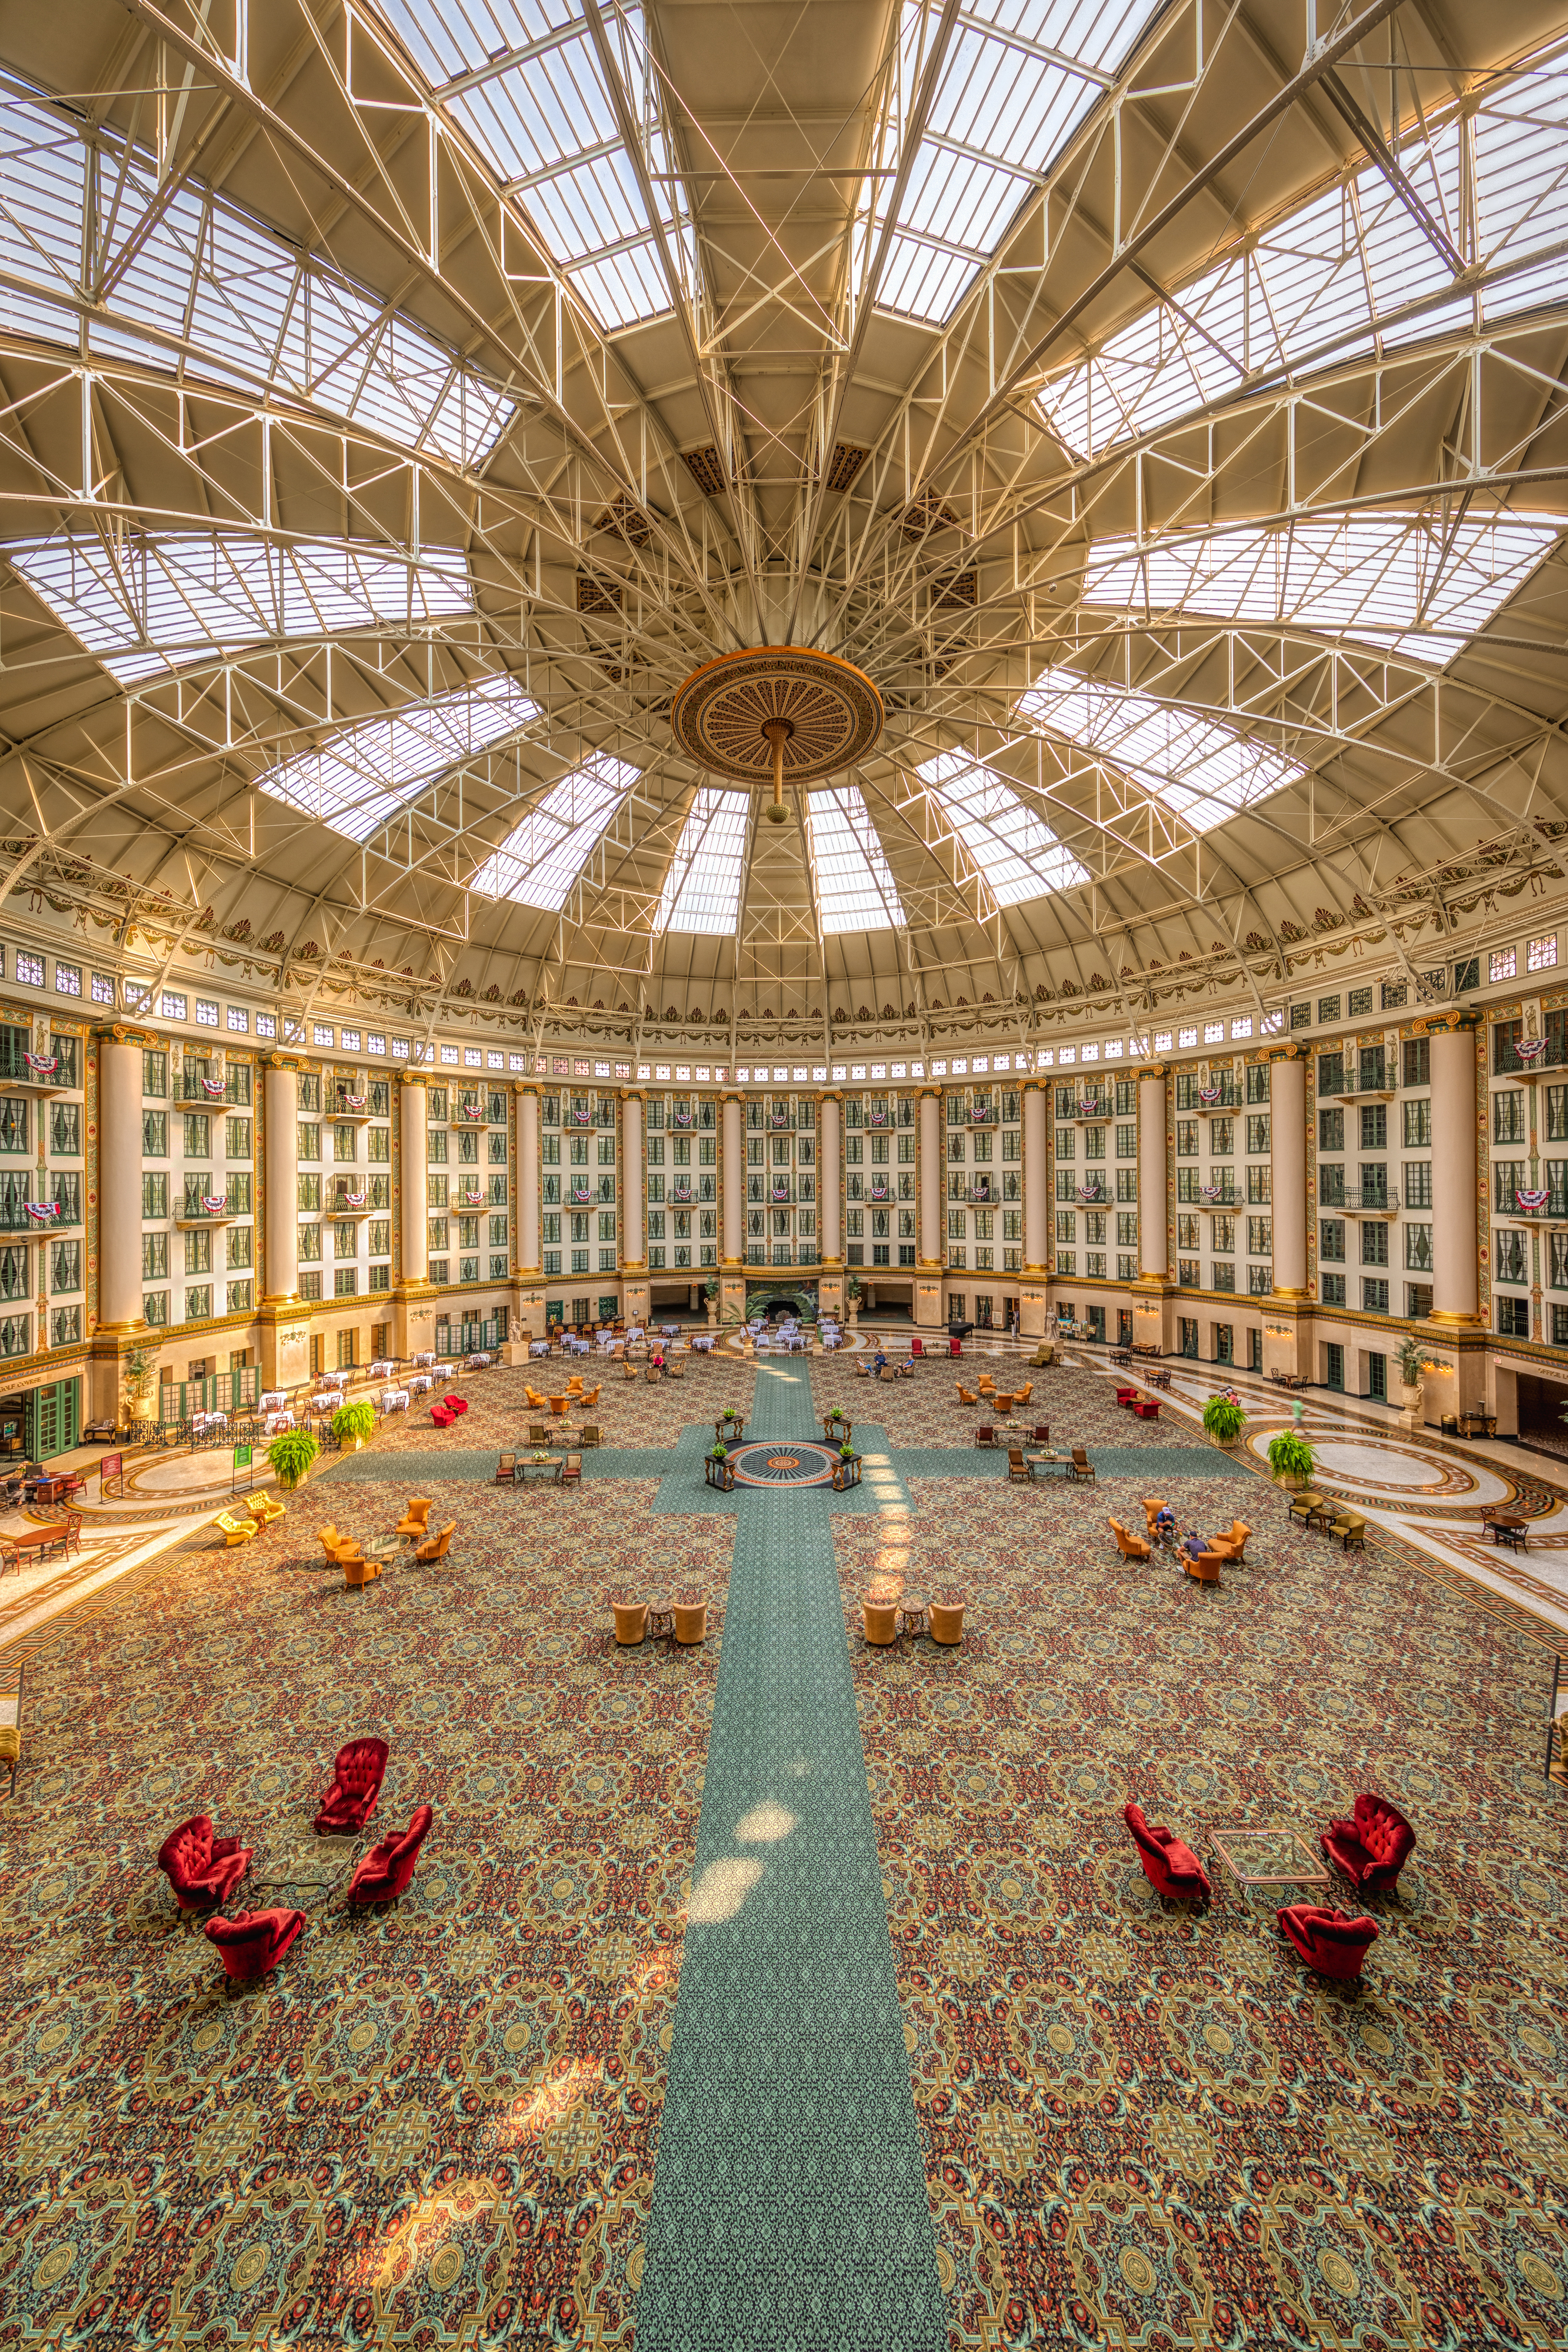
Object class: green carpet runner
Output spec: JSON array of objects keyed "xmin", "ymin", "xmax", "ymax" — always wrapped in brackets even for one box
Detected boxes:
[{"xmin": 637, "ymin": 1355, "xmax": 947, "ymax": 2350}]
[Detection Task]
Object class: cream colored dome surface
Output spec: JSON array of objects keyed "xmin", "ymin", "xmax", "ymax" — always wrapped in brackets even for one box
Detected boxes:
[{"xmin": 1, "ymin": 0, "xmax": 1566, "ymax": 1050}]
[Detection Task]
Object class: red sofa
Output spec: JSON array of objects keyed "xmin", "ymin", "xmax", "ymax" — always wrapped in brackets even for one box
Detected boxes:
[
  {"xmin": 205, "ymin": 1907, "xmax": 306, "ymax": 1983},
  {"xmin": 314, "ymin": 1736, "xmax": 389, "ymax": 1835},
  {"xmin": 1277, "ymin": 1903, "xmax": 1379, "ymax": 1980},
  {"xmin": 157, "ymin": 1814, "xmax": 253, "ymax": 1916},
  {"xmin": 1124, "ymin": 1802, "xmax": 1211, "ymax": 1899},
  {"xmin": 347, "ymin": 1804, "xmax": 435, "ymax": 1904},
  {"xmin": 1320, "ymin": 1793, "xmax": 1415, "ymax": 1896}
]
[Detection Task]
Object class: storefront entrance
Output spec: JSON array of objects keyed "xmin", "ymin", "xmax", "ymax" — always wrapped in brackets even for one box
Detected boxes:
[{"xmin": 0, "ymin": 1376, "xmax": 81, "ymax": 1462}]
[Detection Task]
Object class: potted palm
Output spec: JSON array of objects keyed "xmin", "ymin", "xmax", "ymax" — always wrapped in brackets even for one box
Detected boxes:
[
  {"xmin": 1202, "ymin": 1389, "xmax": 1247, "ymax": 1449},
  {"xmin": 266, "ymin": 1426, "xmax": 319, "ymax": 1492},
  {"xmin": 1266, "ymin": 1430, "xmax": 1316, "ymax": 1490},
  {"xmin": 122, "ymin": 1341, "xmax": 157, "ymax": 1428},
  {"xmin": 332, "ymin": 1399, "xmax": 375, "ymax": 1452},
  {"xmin": 846, "ymin": 1274, "xmax": 862, "ymax": 1327},
  {"xmin": 704, "ymin": 1274, "xmax": 719, "ymax": 1328}
]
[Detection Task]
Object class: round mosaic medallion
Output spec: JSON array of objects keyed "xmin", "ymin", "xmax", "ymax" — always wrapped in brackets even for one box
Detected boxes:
[
  {"xmin": 728, "ymin": 1438, "xmax": 839, "ymax": 1488},
  {"xmin": 669, "ymin": 646, "xmax": 883, "ymax": 784}
]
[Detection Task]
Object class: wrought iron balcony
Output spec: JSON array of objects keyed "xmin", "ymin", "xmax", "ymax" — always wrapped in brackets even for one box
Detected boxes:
[{"xmin": 1340, "ymin": 1188, "xmax": 1400, "ymax": 1215}]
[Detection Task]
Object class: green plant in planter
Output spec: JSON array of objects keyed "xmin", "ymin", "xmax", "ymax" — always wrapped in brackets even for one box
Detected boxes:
[
  {"xmin": 266, "ymin": 1427, "xmax": 319, "ymax": 1491},
  {"xmin": 1396, "ymin": 1332, "xmax": 1427, "ymax": 1387},
  {"xmin": 1267, "ymin": 1430, "xmax": 1316, "ymax": 1485},
  {"xmin": 839, "ymin": 1443, "xmax": 857, "ymax": 1461},
  {"xmin": 331, "ymin": 1399, "xmax": 375, "ymax": 1447},
  {"xmin": 846, "ymin": 1275, "xmax": 863, "ymax": 1304},
  {"xmin": 709, "ymin": 1443, "xmax": 728, "ymax": 1462},
  {"xmin": 1202, "ymin": 1391, "xmax": 1248, "ymax": 1445},
  {"xmin": 704, "ymin": 1275, "xmax": 719, "ymax": 1302}
]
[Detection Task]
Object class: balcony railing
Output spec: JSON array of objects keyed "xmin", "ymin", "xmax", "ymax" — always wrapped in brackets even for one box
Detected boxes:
[
  {"xmin": 1069, "ymin": 1098, "xmax": 1111, "ymax": 1122},
  {"xmin": 0, "ymin": 1198, "xmax": 81, "ymax": 1231},
  {"xmin": 1326, "ymin": 1073, "xmax": 1396, "ymax": 1100},
  {"xmin": 174, "ymin": 1073, "xmax": 251, "ymax": 1106},
  {"xmin": 1193, "ymin": 1090, "xmax": 1240, "ymax": 1114},
  {"xmin": 1196, "ymin": 1189, "xmax": 1239, "ymax": 1210},
  {"xmin": 0, "ymin": 1047, "xmax": 69, "ymax": 1096},
  {"xmin": 1340, "ymin": 1188, "xmax": 1400, "ymax": 1215}
]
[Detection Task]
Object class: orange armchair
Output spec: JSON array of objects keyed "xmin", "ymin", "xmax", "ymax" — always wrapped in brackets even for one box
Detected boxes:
[
  {"xmin": 1110, "ymin": 1517, "xmax": 1151, "ymax": 1562},
  {"xmin": 396, "ymin": 1496, "xmax": 433, "ymax": 1539}
]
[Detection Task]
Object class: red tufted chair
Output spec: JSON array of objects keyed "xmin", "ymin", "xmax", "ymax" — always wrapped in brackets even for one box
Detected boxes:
[
  {"xmin": 1278, "ymin": 1903, "xmax": 1379, "ymax": 1980},
  {"xmin": 444, "ymin": 1394, "xmax": 470, "ymax": 1417},
  {"xmin": 1123, "ymin": 1802, "xmax": 1211, "ymax": 1900},
  {"xmin": 204, "ymin": 1907, "xmax": 306, "ymax": 1984},
  {"xmin": 347, "ymin": 1804, "xmax": 435, "ymax": 1905},
  {"xmin": 314, "ymin": 1737, "xmax": 389, "ymax": 1835},
  {"xmin": 157, "ymin": 1814, "xmax": 253, "ymax": 1917},
  {"xmin": 1320, "ymin": 1793, "xmax": 1415, "ymax": 1896}
]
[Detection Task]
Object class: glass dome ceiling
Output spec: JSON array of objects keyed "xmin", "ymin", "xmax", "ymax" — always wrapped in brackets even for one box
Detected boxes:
[{"xmin": 0, "ymin": 0, "xmax": 1564, "ymax": 1051}]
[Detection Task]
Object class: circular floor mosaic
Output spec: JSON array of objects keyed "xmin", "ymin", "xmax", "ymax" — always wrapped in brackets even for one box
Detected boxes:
[{"xmin": 728, "ymin": 1439, "xmax": 839, "ymax": 1489}]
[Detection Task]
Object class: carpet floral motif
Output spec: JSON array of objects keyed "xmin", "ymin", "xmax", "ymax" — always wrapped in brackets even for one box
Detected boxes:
[
  {"xmin": 836, "ymin": 1470, "xmax": 1568, "ymax": 2350},
  {"xmin": 0, "ymin": 1472, "xmax": 728, "ymax": 2348}
]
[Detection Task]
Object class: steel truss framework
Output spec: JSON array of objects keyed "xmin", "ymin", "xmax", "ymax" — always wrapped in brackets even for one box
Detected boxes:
[{"xmin": 0, "ymin": 0, "xmax": 1564, "ymax": 1055}]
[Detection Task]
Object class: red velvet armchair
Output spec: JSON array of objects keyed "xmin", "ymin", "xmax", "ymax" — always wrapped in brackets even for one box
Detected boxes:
[
  {"xmin": 1277, "ymin": 1903, "xmax": 1379, "ymax": 1980},
  {"xmin": 347, "ymin": 1804, "xmax": 434, "ymax": 1905},
  {"xmin": 1123, "ymin": 1802, "xmax": 1211, "ymax": 1900},
  {"xmin": 431, "ymin": 1404, "xmax": 455, "ymax": 1429},
  {"xmin": 314, "ymin": 1737, "xmax": 389, "ymax": 1835},
  {"xmin": 1320, "ymin": 1793, "xmax": 1415, "ymax": 1896},
  {"xmin": 157, "ymin": 1814, "xmax": 253, "ymax": 1916},
  {"xmin": 204, "ymin": 1907, "xmax": 306, "ymax": 1984},
  {"xmin": 443, "ymin": 1394, "xmax": 470, "ymax": 1416}
]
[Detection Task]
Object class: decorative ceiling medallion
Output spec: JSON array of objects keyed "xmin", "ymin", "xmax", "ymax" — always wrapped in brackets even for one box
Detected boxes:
[{"xmin": 669, "ymin": 647, "xmax": 884, "ymax": 787}]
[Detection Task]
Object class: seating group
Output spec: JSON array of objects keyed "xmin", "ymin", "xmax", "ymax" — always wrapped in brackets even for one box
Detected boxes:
[
  {"xmin": 430, "ymin": 1391, "xmax": 470, "ymax": 1430},
  {"xmin": 1121, "ymin": 1789, "xmax": 1413, "ymax": 1983},
  {"xmin": 157, "ymin": 1738, "xmax": 435, "ymax": 1988},
  {"xmin": 612, "ymin": 1599, "xmax": 708, "ymax": 1645}
]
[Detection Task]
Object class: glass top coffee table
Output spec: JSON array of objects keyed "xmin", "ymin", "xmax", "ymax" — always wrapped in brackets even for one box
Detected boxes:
[{"xmin": 1209, "ymin": 1829, "xmax": 1330, "ymax": 1891}]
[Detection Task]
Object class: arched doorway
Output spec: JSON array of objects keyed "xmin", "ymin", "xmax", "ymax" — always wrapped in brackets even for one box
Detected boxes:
[{"xmin": 745, "ymin": 1284, "xmax": 818, "ymax": 1323}]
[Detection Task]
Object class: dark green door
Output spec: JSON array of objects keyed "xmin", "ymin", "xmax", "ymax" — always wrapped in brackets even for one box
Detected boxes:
[{"xmin": 33, "ymin": 1376, "xmax": 80, "ymax": 1460}]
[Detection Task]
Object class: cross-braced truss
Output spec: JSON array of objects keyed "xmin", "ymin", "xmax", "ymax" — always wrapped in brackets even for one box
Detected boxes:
[{"xmin": 0, "ymin": 0, "xmax": 1565, "ymax": 1052}]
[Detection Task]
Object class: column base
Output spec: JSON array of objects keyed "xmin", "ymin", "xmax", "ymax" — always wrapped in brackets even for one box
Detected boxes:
[{"xmin": 1427, "ymin": 1307, "xmax": 1482, "ymax": 1327}]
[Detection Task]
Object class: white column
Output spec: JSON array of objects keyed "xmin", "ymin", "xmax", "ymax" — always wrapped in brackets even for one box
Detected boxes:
[
  {"xmin": 515, "ymin": 1087, "xmax": 539, "ymax": 1275},
  {"xmin": 1270, "ymin": 1051, "xmax": 1308, "ymax": 1297},
  {"xmin": 1431, "ymin": 1023, "xmax": 1480, "ymax": 1323},
  {"xmin": 1023, "ymin": 1081, "xmax": 1048, "ymax": 1273},
  {"xmin": 1137, "ymin": 1067, "xmax": 1168, "ymax": 1279},
  {"xmin": 722, "ymin": 1093, "xmax": 743, "ymax": 1264},
  {"xmin": 820, "ymin": 1092, "xmax": 841, "ymax": 1264},
  {"xmin": 264, "ymin": 1059, "xmax": 298, "ymax": 1300},
  {"xmin": 98, "ymin": 1031, "xmax": 144, "ymax": 1329},
  {"xmin": 401, "ymin": 1078, "xmax": 429, "ymax": 1286},
  {"xmin": 621, "ymin": 1090, "xmax": 644, "ymax": 1267},
  {"xmin": 919, "ymin": 1089, "xmax": 941, "ymax": 1266}
]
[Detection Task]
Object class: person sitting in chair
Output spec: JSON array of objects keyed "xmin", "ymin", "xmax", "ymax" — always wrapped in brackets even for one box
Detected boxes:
[
  {"xmin": 1181, "ymin": 1527, "xmax": 1208, "ymax": 1561},
  {"xmin": 1154, "ymin": 1505, "xmax": 1176, "ymax": 1545},
  {"xmin": 650, "ymin": 1349, "xmax": 665, "ymax": 1376},
  {"xmin": 871, "ymin": 1350, "xmax": 887, "ymax": 1376}
]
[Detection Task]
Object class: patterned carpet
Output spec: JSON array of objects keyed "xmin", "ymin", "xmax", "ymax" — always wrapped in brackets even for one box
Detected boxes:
[
  {"xmin": 2, "ymin": 1364, "xmax": 1566, "ymax": 2347},
  {"xmin": 810, "ymin": 1356, "xmax": 1191, "ymax": 1452},
  {"xmin": 0, "ymin": 1476, "xmax": 725, "ymax": 2348},
  {"xmin": 639, "ymin": 1356, "xmax": 945, "ymax": 2350},
  {"xmin": 836, "ymin": 1477, "xmax": 1568, "ymax": 2350}
]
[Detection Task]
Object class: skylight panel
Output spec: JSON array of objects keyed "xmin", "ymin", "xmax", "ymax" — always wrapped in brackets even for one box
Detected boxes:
[
  {"xmin": 1038, "ymin": 54, "xmax": 1568, "ymax": 457},
  {"xmin": 0, "ymin": 96, "xmax": 514, "ymax": 468},
  {"xmin": 470, "ymin": 750, "xmax": 638, "ymax": 911},
  {"xmin": 654, "ymin": 788, "xmax": 750, "ymax": 936},
  {"xmin": 1083, "ymin": 513, "xmax": 1564, "ymax": 665},
  {"xmin": 806, "ymin": 787, "xmax": 905, "ymax": 934},
  {"xmin": 916, "ymin": 749, "xmax": 1089, "ymax": 902},
  {"xmin": 261, "ymin": 675, "xmax": 540, "ymax": 845},
  {"xmin": 375, "ymin": 2, "xmax": 687, "ymax": 334},
  {"xmin": 1016, "ymin": 668, "xmax": 1303, "ymax": 834},
  {"xmin": 870, "ymin": 1, "xmax": 1156, "ymax": 327},
  {"xmin": 5, "ymin": 534, "xmax": 472, "ymax": 683}
]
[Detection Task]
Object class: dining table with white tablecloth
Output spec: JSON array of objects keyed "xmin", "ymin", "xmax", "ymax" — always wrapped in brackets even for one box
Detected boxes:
[
  {"xmin": 259, "ymin": 1390, "xmax": 288, "ymax": 1412},
  {"xmin": 408, "ymin": 1374, "xmax": 433, "ymax": 1396},
  {"xmin": 379, "ymin": 1388, "xmax": 410, "ymax": 1414},
  {"xmin": 264, "ymin": 1410, "xmax": 295, "ymax": 1434}
]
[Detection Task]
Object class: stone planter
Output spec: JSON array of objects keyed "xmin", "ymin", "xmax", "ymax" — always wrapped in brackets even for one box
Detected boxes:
[{"xmin": 1399, "ymin": 1380, "xmax": 1423, "ymax": 1434}]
